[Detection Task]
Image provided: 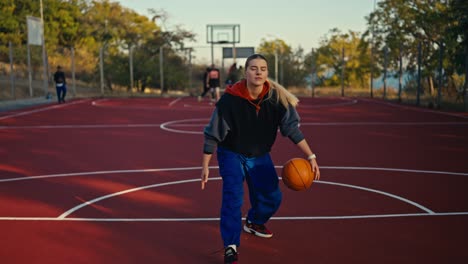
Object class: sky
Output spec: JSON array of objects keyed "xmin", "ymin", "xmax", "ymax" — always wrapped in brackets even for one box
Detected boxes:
[{"xmin": 116, "ymin": 0, "xmax": 375, "ymax": 65}]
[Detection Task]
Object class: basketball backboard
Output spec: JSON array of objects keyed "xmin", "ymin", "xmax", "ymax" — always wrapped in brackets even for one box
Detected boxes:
[
  {"xmin": 206, "ymin": 24, "xmax": 241, "ymax": 64},
  {"xmin": 206, "ymin": 24, "xmax": 240, "ymax": 44}
]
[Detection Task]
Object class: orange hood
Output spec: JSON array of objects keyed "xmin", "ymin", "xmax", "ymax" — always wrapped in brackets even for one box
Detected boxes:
[
  {"xmin": 225, "ymin": 79, "xmax": 270, "ymax": 100},
  {"xmin": 224, "ymin": 79, "xmax": 271, "ymax": 112}
]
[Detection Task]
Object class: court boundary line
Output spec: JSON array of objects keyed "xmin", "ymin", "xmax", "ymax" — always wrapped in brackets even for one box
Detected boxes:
[
  {"xmin": 0, "ymin": 99, "xmax": 89, "ymax": 121},
  {"xmin": 1, "ymin": 120, "xmax": 467, "ymax": 130},
  {"xmin": 181, "ymin": 98, "xmax": 358, "ymax": 109},
  {"xmin": 168, "ymin": 97, "xmax": 183, "ymax": 107},
  {"xmin": 56, "ymin": 178, "xmax": 434, "ymax": 219},
  {"xmin": 298, "ymin": 99, "xmax": 358, "ymax": 108},
  {"xmin": 0, "ymin": 124, "xmax": 164, "ymax": 130},
  {"xmin": 88, "ymin": 97, "xmax": 468, "ymax": 120},
  {"xmin": 1, "ymin": 166, "xmax": 467, "ymax": 183},
  {"xmin": 1, "ymin": 167, "xmax": 467, "ymax": 222},
  {"xmin": 158, "ymin": 119, "xmax": 468, "ymax": 134},
  {"xmin": 1, "ymin": 212, "xmax": 468, "ymax": 222},
  {"xmin": 90, "ymin": 97, "xmax": 187, "ymax": 109},
  {"xmin": 359, "ymin": 97, "xmax": 468, "ymax": 119},
  {"xmin": 0, "ymin": 118, "xmax": 468, "ymax": 131}
]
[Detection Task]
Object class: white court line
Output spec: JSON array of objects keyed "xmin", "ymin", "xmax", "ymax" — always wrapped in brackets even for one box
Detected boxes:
[
  {"xmin": 300, "ymin": 121, "xmax": 468, "ymax": 126},
  {"xmin": 168, "ymin": 97, "xmax": 183, "ymax": 107},
  {"xmin": 183, "ymin": 103, "xmax": 215, "ymax": 109},
  {"xmin": 359, "ymin": 97, "xmax": 468, "ymax": 120},
  {"xmin": 162, "ymin": 121, "xmax": 468, "ymax": 126},
  {"xmin": 91, "ymin": 99, "xmax": 108, "ymax": 106},
  {"xmin": 318, "ymin": 181, "xmax": 434, "ymax": 213},
  {"xmin": 0, "ymin": 166, "xmax": 205, "ymax": 183},
  {"xmin": 1, "ymin": 166, "xmax": 467, "ymax": 183},
  {"xmin": 0, "ymin": 124, "xmax": 163, "ymax": 130},
  {"xmin": 2, "ymin": 212, "xmax": 468, "ymax": 222},
  {"xmin": 159, "ymin": 118, "xmax": 468, "ymax": 135},
  {"xmin": 58, "ymin": 178, "xmax": 201, "ymax": 219},
  {"xmin": 159, "ymin": 122, "xmax": 468, "ymax": 126},
  {"xmin": 57, "ymin": 178, "xmax": 435, "ymax": 219},
  {"xmin": 160, "ymin": 118, "xmax": 209, "ymax": 134},
  {"xmin": 298, "ymin": 99, "xmax": 358, "ymax": 108},
  {"xmin": 181, "ymin": 99, "xmax": 358, "ymax": 109},
  {"xmin": 1, "ymin": 121, "xmax": 467, "ymax": 130},
  {"xmin": 91, "ymin": 98, "xmax": 185, "ymax": 108},
  {"xmin": 1, "ymin": 166, "xmax": 467, "ymax": 222},
  {"xmin": 319, "ymin": 166, "xmax": 468, "ymax": 176},
  {"xmin": 0, "ymin": 99, "xmax": 88, "ymax": 121}
]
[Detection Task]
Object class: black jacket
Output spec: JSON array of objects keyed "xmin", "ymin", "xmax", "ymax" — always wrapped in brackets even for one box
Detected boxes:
[{"xmin": 203, "ymin": 88, "xmax": 304, "ymax": 157}]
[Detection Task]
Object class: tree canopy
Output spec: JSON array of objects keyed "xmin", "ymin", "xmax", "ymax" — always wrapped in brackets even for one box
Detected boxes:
[{"xmin": 0, "ymin": 0, "xmax": 466, "ymax": 96}]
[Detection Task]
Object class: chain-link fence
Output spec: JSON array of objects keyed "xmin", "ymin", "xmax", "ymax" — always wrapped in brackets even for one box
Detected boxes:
[
  {"xmin": 2, "ymin": 41, "xmax": 467, "ymax": 112},
  {"xmin": 305, "ymin": 40, "xmax": 467, "ymax": 112},
  {"xmin": 1, "ymin": 42, "xmax": 201, "ymax": 102}
]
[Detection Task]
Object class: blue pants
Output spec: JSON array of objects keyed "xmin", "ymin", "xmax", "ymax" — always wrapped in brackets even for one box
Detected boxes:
[
  {"xmin": 56, "ymin": 84, "xmax": 67, "ymax": 103},
  {"xmin": 217, "ymin": 147, "xmax": 282, "ymax": 247}
]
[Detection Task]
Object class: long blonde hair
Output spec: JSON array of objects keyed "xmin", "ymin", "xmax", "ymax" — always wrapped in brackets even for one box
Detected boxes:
[
  {"xmin": 244, "ymin": 54, "xmax": 299, "ymax": 109},
  {"xmin": 267, "ymin": 79, "xmax": 299, "ymax": 108}
]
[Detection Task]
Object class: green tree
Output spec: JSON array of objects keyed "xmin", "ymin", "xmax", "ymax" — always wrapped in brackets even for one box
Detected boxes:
[
  {"xmin": 0, "ymin": 0, "xmax": 21, "ymax": 47},
  {"xmin": 257, "ymin": 38, "xmax": 328, "ymax": 88},
  {"xmin": 0, "ymin": 0, "xmax": 39, "ymax": 64},
  {"xmin": 313, "ymin": 28, "xmax": 368, "ymax": 88},
  {"xmin": 367, "ymin": 0, "xmax": 463, "ymax": 97},
  {"xmin": 449, "ymin": 0, "xmax": 468, "ymax": 93}
]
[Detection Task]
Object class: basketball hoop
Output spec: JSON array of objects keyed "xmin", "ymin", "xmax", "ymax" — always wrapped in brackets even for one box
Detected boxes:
[{"xmin": 206, "ymin": 24, "xmax": 240, "ymax": 64}]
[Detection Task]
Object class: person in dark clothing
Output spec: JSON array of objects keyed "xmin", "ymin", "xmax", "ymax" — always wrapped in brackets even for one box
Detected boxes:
[
  {"xmin": 225, "ymin": 63, "xmax": 239, "ymax": 88},
  {"xmin": 200, "ymin": 54, "xmax": 320, "ymax": 264},
  {"xmin": 53, "ymin": 66, "xmax": 67, "ymax": 103},
  {"xmin": 198, "ymin": 67, "xmax": 212, "ymax": 101},
  {"xmin": 206, "ymin": 64, "xmax": 221, "ymax": 101}
]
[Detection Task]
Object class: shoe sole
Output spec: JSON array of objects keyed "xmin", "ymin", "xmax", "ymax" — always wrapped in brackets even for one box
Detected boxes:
[
  {"xmin": 243, "ymin": 224, "xmax": 273, "ymax": 238},
  {"xmin": 224, "ymin": 247, "xmax": 238, "ymax": 264}
]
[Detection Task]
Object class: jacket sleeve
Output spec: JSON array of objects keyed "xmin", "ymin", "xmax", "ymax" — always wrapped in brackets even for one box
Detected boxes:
[
  {"xmin": 203, "ymin": 108, "xmax": 230, "ymax": 154},
  {"xmin": 279, "ymin": 104, "xmax": 305, "ymax": 144}
]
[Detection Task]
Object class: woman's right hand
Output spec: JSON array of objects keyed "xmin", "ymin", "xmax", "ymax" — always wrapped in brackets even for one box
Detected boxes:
[
  {"xmin": 201, "ymin": 153, "xmax": 212, "ymax": 190},
  {"xmin": 310, "ymin": 158, "xmax": 320, "ymax": 181},
  {"xmin": 201, "ymin": 166, "xmax": 209, "ymax": 190}
]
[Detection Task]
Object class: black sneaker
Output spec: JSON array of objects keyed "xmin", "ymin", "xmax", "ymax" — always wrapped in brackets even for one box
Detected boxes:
[
  {"xmin": 224, "ymin": 246, "xmax": 238, "ymax": 264},
  {"xmin": 243, "ymin": 220, "xmax": 273, "ymax": 238}
]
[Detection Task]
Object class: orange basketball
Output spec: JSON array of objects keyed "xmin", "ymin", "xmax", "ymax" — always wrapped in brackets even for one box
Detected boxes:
[{"xmin": 281, "ymin": 158, "xmax": 315, "ymax": 191}]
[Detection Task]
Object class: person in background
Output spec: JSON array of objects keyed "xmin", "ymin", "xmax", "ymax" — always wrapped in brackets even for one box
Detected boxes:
[
  {"xmin": 236, "ymin": 66, "xmax": 244, "ymax": 80},
  {"xmin": 53, "ymin": 65, "xmax": 67, "ymax": 103},
  {"xmin": 198, "ymin": 67, "xmax": 212, "ymax": 101},
  {"xmin": 206, "ymin": 64, "xmax": 221, "ymax": 102},
  {"xmin": 225, "ymin": 63, "xmax": 239, "ymax": 89},
  {"xmin": 200, "ymin": 54, "xmax": 320, "ymax": 264}
]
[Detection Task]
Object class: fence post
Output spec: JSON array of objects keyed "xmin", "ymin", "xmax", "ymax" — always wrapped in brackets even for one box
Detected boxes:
[
  {"xmin": 341, "ymin": 46, "xmax": 345, "ymax": 97},
  {"xmin": 71, "ymin": 47, "xmax": 76, "ymax": 96},
  {"xmin": 41, "ymin": 34, "xmax": 48, "ymax": 97},
  {"xmin": 465, "ymin": 48, "xmax": 468, "ymax": 112},
  {"xmin": 311, "ymin": 48, "xmax": 315, "ymax": 98},
  {"xmin": 383, "ymin": 46, "xmax": 388, "ymax": 100},
  {"xmin": 27, "ymin": 44, "xmax": 33, "ymax": 97},
  {"xmin": 437, "ymin": 44, "xmax": 444, "ymax": 108},
  {"xmin": 160, "ymin": 46, "xmax": 164, "ymax": 93},
  {"xmin": 188, "ymin": 49, "xmax": 193, "ymax": 93},
  {"xmin": 398, "ymin": 43, "xmax": 403, "ymax": 103},
  {"xmin": 9, "ymin": 42, "xmax": 15, "ymax": 99},
  {"xmin": 416, "ymin": 42, "xmax": 422, "ymax": 106},
  {"xmin": 99, "ymin": 47, "xmax": 104, "ymax": 95},
  {"xmin": 129, "ymin": 45, "xmax": 134, "ymax": 91},
  {"xmin": 465, "ymin": 85, "xmax": 468, "ymax": 112}
]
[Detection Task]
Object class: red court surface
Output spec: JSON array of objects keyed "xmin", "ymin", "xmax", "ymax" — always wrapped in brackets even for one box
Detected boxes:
[{"xmin": 1, "ymin": 97, "xmax": 468, "ymax": 263}]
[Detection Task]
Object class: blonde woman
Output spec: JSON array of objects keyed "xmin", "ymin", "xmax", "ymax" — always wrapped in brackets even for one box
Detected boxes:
[{"xmin": 201, "ymin": 54, "xmax": 320, "ymax": 264}]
